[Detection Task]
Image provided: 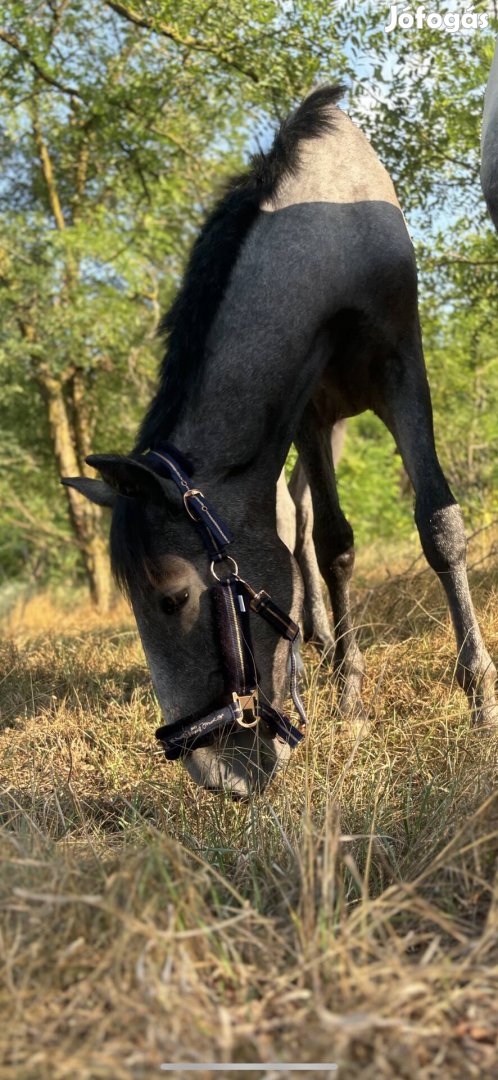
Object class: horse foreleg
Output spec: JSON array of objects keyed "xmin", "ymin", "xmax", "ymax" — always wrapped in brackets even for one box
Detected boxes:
[{"xmin": 377, "ymin": 345, "xmax": 497, "ymax": 726}]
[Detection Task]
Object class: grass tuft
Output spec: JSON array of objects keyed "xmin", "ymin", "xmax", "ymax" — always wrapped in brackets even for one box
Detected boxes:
[{"xmin": 1, "ymin": 532, "xmax": 498, "ymax": 1078}]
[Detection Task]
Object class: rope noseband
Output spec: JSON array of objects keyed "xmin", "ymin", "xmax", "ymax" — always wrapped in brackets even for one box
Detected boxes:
[{"xmin": 143, "ymin": 445, "xmax": 306, "ymax": 761}]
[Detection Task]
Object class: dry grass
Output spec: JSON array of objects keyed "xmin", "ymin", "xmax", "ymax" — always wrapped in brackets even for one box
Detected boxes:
[{"xmin": 2, "ymin": 530, "xmax": 498, "ymax": 1079}]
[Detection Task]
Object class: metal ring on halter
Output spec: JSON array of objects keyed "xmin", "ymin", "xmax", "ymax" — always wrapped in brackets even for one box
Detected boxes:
[{"xmin": 210, "ymin": 556, "xmax": 238, "ymax": 581}]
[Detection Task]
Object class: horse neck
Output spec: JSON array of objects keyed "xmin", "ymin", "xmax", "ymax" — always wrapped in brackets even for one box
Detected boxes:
[{"xmin": 170, "ymin": 401, "xmax": 283, "ymax": 531}]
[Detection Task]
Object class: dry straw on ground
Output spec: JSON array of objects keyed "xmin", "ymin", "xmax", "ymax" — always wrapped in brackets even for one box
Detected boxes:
[{"xmin": 1, "ymin": 530, "xmax": 498, "ymax": 1079}]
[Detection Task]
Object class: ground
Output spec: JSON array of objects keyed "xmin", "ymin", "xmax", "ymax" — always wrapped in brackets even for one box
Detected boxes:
[{"xmin": 1, "ymin": 530, "xmax": 498, "ymax": 1080}]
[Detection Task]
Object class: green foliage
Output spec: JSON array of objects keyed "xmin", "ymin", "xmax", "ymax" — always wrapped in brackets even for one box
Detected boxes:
[
  {"xmin": 0, "ymin": 0, "xmax": 497, "ymax": 593},
  {"xmin": 0, "ymin": 0, "xmax": 345, "ymax": 589},
  {"xmin": 338, "ymin": 413, "xmax": 415, "ymax": 547}
]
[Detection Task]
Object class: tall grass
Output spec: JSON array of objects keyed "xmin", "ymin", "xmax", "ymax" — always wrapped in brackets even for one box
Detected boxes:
[{"xmin": 1, "ymin": 532, "xmax": 498, "ymax": 1078}]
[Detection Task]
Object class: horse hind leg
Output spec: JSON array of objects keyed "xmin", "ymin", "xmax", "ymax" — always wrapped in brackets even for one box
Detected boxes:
[
  {"xmin": 295, "ymin": 410, "xmax": 367, "ymax": 732},
  {"xmin": 376, "ymin": 340, "xmax": 497, "ymax": 726}
]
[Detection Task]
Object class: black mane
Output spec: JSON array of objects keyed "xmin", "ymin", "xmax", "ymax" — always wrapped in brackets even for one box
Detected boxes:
[{"xmin": 135, "ymin": 84, "xmax": 344, "ymax": 453}]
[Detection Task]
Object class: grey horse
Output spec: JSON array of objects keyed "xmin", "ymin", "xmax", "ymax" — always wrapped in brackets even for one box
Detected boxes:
[
  {"xmin": 64, "ymin": 86, "xmax": 496, "ymax": 797},
  {"xmin": 482, "ymin": 36, "xmax": 498, "ymax": 229}
]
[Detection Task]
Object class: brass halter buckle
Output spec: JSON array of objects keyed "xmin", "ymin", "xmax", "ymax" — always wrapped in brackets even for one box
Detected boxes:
[{"xmin": 232, "ymin": 690, "xmax": 259, "ymax": 729}]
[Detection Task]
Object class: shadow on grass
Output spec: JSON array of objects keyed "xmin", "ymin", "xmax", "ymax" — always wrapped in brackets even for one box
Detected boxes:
[{"xmin": 0, "ymin": 625, "xmax": 151, "ymax": 729}]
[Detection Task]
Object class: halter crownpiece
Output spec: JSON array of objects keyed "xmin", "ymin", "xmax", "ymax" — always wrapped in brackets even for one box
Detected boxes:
[{"xmin": 142, "ymin": 443, "xmax": 307, "ymax": 760}]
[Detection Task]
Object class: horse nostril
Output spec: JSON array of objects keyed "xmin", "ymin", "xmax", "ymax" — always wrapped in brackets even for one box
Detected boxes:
[{"xmin": 228, "ymin": 789, "xmax": 250, "ymax": 802}]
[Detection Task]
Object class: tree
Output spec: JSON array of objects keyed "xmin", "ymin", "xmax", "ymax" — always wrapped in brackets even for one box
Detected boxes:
[
  {"xmin": 0, "ymin": 0, "xmax": 344, "ymax": 606},
  {"xmin": 1, "ymin": 1, "xmax": 497, "ymax": 601}
]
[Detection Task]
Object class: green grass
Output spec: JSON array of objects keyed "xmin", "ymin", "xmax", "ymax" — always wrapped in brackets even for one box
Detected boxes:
[{"xmin": 1, "ymin": 532, "xmax": 498, "ymax": 1079}]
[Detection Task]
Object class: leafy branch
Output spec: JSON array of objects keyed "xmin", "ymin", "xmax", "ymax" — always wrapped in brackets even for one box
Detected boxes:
[
  {"xmin": 0, "ymin": 26, "xmax": 82, "ymax": 99},
  {"xmin": 105, "ymin": 1, "xmax": 260, "ymax": 83}
]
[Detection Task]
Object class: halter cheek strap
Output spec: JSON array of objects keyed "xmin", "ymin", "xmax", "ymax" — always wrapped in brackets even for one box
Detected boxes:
[
  {"xmin": 145, "ymin": 447, "xmax": 234, "ymax": 562},
  {"xmin": 142, "ymin": 443, "xmax": 306, "ymax": 760}
]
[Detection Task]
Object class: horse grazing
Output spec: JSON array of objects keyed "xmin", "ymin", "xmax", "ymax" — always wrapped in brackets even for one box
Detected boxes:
[
  {"xmin": 482, "ymin": 36, "xmax": 498, "ymax": 229},
  {"xmin": 64, "ymin": 86, "xmax": 497, "ymax": 797}
]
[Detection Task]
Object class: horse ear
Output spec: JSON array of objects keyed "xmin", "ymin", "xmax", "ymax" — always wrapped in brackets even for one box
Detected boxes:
[
  {"xmin": 61, "ymin": 476, "xmax": 116, "ymax": 508},
  {"xmin": 84, "ymin": 453, "xmax": 170, "ymax": 504}
]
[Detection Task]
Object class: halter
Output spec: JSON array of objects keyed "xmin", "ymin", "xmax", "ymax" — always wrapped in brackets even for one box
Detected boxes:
[{"xmin": 142, "ymin": 444, "xmax": 307, "ymax": 761}]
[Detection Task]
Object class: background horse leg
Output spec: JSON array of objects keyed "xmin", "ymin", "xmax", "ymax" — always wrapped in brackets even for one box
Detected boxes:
[
  {"xmin": 289, "ymin": 422, "xmax": 346, "ymax": 649},
  {"xmin": 295, "ymin": 408, "xmax": 366, "ymax": 726},
  {"xmin": 275, "ymin": 470, "xmax": 297, "ymax": 553},
  {"xmin": 377, "ymin": 340, "xmax": 497, "ymax": 725},
  {"xmin": 288, "ymin": 456, "xmax": 334, "ymax": 649}
]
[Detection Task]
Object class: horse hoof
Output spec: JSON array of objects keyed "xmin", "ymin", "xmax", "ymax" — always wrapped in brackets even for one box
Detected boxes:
[
  {"xmin": 472, "ymin": 699, "xmax": 498, "ymax": 730},
  {"xmin": 337, "ymin": 693, "xmax": 371, "ymax": 740}
]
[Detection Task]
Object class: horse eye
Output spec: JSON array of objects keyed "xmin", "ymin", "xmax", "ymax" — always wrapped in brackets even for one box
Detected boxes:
[{"xmin": 160, "ymin": 588, "xmax": 190, "ymax": 615}]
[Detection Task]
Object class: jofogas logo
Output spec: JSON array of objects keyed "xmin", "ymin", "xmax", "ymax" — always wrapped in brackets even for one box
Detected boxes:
[{"xmin": 385, "ymin": 5, "xmax": 489, "ymax": 32}]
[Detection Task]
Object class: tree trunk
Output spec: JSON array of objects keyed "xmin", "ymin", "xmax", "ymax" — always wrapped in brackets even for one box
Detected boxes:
[
  {"xmin": 37, "ymin": 368, "xmax": 112, "ymax": 613},
  {"xmin": 30, "ymin": 113, "xmax": 112, "ymax": 613}
]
